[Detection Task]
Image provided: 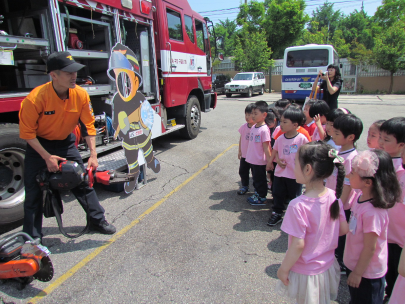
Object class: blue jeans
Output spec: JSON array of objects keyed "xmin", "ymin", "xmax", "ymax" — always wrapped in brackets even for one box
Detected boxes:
[{"xmin": 346, "ymin": 268, "xmax": 385, "ymax": 304}]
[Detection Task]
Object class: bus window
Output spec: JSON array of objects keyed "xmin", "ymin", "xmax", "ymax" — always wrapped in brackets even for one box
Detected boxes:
[
  {"xmin": 184, "ymin": 15, "xmax": 194, "ymax": 43},
  {"xmin": 334, "ymin": 51, "xmax": 339, "ymax": 66},
  {"xmin": 286, "ymin": 49, "xmax": 329, "ymax": 67},
  {"xmin": 167, "ymin": 9, "xmax": 183, "ymax": 41},
  {"xmin": 195, "ymin": 19, "xmax": 204, "ymax": 51}
]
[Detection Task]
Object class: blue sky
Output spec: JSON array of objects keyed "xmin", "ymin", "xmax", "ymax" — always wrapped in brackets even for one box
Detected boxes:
[{"xmin": 188, "ymin": 0, "xmax": 383, "ymax": 25}]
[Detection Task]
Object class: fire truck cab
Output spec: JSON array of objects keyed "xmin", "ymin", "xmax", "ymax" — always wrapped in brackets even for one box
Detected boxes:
[{"xmin": 0, "ymin": 0, "xmax": 217, "ymax": 225}]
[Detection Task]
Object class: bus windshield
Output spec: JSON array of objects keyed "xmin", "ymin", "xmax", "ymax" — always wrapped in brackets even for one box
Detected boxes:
[
  {"xmin": 286, "ymin": 49, "xmax": 329, "ymax": 68},
  {"xmin": 234, "ymin": 74, "xmax": 252, "ymax": 80}
]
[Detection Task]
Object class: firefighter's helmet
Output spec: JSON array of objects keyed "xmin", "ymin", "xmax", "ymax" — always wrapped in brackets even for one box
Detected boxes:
[{"xmin": 107, "ymin": 43, "xmax": 143, "ymax": 88}]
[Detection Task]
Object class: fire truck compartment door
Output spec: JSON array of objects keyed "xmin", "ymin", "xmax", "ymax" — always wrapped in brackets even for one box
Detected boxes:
[{"xmin": 160, "ymin": 50, "xmax": 207, "ymax": 76}]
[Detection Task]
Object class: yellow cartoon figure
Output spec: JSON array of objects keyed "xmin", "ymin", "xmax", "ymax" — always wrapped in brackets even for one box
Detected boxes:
[{"xmin": 107, "ymin": 43, "xmax": 160, "ymax": 193}]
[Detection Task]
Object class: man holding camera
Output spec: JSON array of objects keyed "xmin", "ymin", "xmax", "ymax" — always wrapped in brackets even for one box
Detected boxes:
[
  {"xmin": 19, "ymin": 51, "xmax": 116, "ymax": 240},
  {"xmin": 312, "ymin": 64, "xmax": 342, "ymax": 110}
]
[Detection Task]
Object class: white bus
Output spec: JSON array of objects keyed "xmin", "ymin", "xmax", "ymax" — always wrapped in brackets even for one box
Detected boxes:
[{"xmin": 281, "ymin": 44, "xmax": 340, "ymax": 102}]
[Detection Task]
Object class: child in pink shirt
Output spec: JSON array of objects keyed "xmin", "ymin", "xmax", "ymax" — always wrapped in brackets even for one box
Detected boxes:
[
  {"xmin": 309, "ymin": 100, "xmax": 330, "ymax": 141},
  {"xmin": 267, "ymin": 106, "xmax": 309, "ymax": 226},
  {"xmin": 326, "ymin": 113, "xmax": 363, "ymax": 273},
  {"xmin": 245, "ymin": 101, "xmax": 271, "ymax": 205},
  {"xmin": 344, "ymin": 150, "xmax": 402, "ymax": 304},
  {"xmin": 277, "ymin": 141, "xmax": 349, "ymax": 304},
  {"xmin": 390, "ymin": 247, "xmax": 405, "ymax": 304},
  {"xmin": 379, "ymin": 117, "xmax": 405, "ymax": 300},
  {"xmin": 237, "ymin": 103, "xmax": 255, "ymax": 195},
  {"xmin": 367, "ymin": 120, "xmax": 386, "ymax": 149}
]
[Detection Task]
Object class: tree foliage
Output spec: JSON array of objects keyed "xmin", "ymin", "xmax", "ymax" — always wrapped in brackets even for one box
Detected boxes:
[
  {"xmin": 233, "ymin": 27, "xmax": 274, "ymax": 72},
  {"xmin": 372, "ymin": 21, "xmax": 405, "ymax": 93},
  {"xmin": 236, "ymin": 0, "xmax": 308, "ymax": 58}
]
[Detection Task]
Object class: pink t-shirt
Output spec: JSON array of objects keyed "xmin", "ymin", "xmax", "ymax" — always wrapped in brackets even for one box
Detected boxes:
[
  {"xmin": 238, "ymin": 123, "xmax": 252, "ymax": 159},
  {"xmin": 273, "ymin": 133, "xmax": 309, "ymax": 179},
  {"xmin": 390, "ymin": 275, "xmax": 405, "ymax": 304},
  {"xmin": 325, "ymin": 148, "xmax": 358, "ymax": 210},
  {"xmin": 281, "ymin": 188, "xmax": 346, "ymax": 275},
  {"xmin": 312, "ymin": 124, "xmax": 326, "ymax": 141},
  {"xmin": 343, "ymin": 191, "xmax": 389, "ymax": 279},
  {"xmin": 245, "ymin": 124, "xmax": 271, "ymax": 166},
  {"xmin": 387, "ymin": 158, "xmax": 405, "ymax": 247}
]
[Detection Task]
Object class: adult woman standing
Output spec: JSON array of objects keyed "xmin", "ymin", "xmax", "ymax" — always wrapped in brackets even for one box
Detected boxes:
[{"xmin": 312, "ymin": 64, "xmax": 342, "ymax": 110}]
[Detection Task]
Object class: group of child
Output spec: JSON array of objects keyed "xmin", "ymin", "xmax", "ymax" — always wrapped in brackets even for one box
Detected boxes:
[{"xmin": 237, "ymin": 99, "xmax": 405, "ymax": 304}]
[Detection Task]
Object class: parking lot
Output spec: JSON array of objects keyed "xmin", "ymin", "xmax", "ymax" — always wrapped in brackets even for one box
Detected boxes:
[{"xmin": 1, "ymin": 92, "xmax": 404, "ymax": 304}]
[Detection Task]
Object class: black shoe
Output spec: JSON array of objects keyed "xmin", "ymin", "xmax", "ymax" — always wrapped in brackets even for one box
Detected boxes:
[
  {"xmin": 92, "ymin": 220, "xmax": 116, "ymax": 234},
  {"xmin": 267, "ymin": 212, "xmax": 283, "ymax": 226}
]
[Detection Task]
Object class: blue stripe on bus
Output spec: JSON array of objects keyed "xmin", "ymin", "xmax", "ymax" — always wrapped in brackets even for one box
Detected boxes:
[
  {"xmin": 282, "ymin": 75, "xmax": 318, "ymax": 82},
  {"xmin": 281, "ymin": 90, "xmax": 324, "ymax": 101}
]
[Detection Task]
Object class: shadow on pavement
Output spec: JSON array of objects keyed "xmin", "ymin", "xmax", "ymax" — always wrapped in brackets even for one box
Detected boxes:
[
  {"xmin": 267, "ymin": 231, "xmax": 288, "ymax": 253},
  {"xmin": 208, "ymin": 188, "xmax": 282, "ymax": 233},
  {"xmin": 0, "ymin": 281, "xmax": 42, "ymax": 300},
  {"xmin": 40, "ymin": 237, "xmax": 109, "ymax": 254},
  {"xmin": 265, "ymin": 263, "xmax": 281, "ymax": 279}
]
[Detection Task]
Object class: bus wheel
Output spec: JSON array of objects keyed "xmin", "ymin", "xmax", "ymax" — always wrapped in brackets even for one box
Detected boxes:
[
  {"xmin": 0, "ymin": 124, "xmax": 26, "ymax": 225},
  {"xmin": 179, "ymin": 95, "xmax": 201, "ymax": 139}
]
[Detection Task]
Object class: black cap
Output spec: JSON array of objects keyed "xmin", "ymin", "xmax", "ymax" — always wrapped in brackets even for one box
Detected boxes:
[{"xmin": 47, "ymin": 51, "xmax": 85, "ymax": 73}]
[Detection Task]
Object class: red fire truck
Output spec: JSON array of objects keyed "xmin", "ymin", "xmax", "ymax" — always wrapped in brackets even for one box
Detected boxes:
[{"xmin": 0, "ymin": 0, "xmax": 218, "ymax": 224}]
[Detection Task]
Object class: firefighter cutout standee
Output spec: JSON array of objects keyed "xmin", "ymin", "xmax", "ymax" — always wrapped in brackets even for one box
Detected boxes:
[{"xmin": 107, "ymin": 43, "xmax": 160, "ymax": 193}]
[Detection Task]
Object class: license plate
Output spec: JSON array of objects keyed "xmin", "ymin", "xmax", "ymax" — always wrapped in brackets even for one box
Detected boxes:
[{"xmin": 231, "ymin": 89, "xmax": 235, "ymax": 92}]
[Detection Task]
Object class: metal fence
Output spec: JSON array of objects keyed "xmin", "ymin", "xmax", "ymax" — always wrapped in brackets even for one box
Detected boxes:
[{"xmin": 213, "ymin": 57, "xmax": 405, "ymax": 77}]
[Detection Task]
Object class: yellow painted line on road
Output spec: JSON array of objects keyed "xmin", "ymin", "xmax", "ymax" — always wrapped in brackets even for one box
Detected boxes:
[{"xmin": 28, "ymin": 144, "xmax": 238, "ymax": 304}]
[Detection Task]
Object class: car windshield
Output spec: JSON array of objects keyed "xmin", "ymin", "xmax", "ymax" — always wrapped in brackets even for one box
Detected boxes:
[
  {"xmin": 212, "ymin": 74, "xmax": 217, "ymax": 81},
  {"xmin": 233, "ymin": 74, "xmax": 252, "ymax": 81}
]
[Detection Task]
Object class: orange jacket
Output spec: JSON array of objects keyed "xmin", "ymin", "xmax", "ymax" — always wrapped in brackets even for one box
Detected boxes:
[
  {"xmin": 19, "ymin": 82, "xmax": 96, "ymax": 140},
  {"xmin": 273, "ymin": 126, "xmax": 311, "ymax": 142}
]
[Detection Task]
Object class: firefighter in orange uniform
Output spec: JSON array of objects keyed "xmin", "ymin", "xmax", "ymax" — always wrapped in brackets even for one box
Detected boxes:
[{"xmin": 19, "ymin": 52, "xmax": 116, "ymax": 240}]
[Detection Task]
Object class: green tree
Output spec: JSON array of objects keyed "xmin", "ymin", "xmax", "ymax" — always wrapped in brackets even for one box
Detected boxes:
[
  {"xmin": 373, "ymin": 0, "xmax": 405, "ymax": 28},
  {"xmin": 308, "ymin": 2, "xmax": 342, "ymax": 40},
  {"xmin": 339, "ymin": 10, "xmax": 373, "ymax": 49},
  {"xmin": 372, "ymin": 21, "xmax": 405, "ymax": 93},
  {"xmin": 214, "ymin": 19, "xmax": 237, "ymax": 57},
  {"xmin": 233, "ymin": 27, "xmax": 274, "ymax": 71},
  {"xmin": 236, "ymin": 0, "xmax": 308, "ymax": 59}
]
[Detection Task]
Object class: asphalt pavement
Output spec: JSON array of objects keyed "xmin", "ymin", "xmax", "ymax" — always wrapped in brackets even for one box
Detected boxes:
[{"xmin": 0, "ymin": 93, "xmax": 404, "ymax": 304}]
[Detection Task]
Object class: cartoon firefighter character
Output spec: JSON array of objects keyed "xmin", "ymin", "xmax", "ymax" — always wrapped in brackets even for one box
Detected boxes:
[{"xmin": 107, "ymin": 43, "xmax": 160, "ymax": 193}]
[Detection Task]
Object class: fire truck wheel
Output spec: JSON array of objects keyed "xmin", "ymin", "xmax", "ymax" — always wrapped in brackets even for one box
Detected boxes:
[
  {"xmin": 0, "ymin": 124, "xmax": 26, "ymax": 225},
  {"xmin": 179, "ymin": 96, "xmax": 201, "ymax": 139}
]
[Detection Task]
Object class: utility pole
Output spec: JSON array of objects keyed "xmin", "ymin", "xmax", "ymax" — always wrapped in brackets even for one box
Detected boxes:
[{"xmin": 361, "ymin": 1, "xmax": 364, "ymax": 11}]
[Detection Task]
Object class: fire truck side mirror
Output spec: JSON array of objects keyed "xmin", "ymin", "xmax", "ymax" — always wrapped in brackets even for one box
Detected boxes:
[
  {"xmin": 218, "ymin": 53, "xmax": 224, "ymax": 61},
  {"xmin": 216, "ymin": 38, "xmax": 224, "ymax": 50}
]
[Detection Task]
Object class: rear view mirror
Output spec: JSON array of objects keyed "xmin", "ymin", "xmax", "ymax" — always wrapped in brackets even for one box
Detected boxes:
[
  {"xmin": 216, "ymin": 37, "xmax": 224, "ymax": 50},
  {"xmin": 218, "ymin": 53, "xmax": 224, "ymax": 61}
]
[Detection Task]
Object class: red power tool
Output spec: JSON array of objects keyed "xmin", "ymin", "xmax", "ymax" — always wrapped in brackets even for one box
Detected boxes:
[
  {"xmin": 46, "ymin": 160, "xmax": 136, "ymax": 190},
  {"xmin": 0, "ymin": 232, "xmax": 53, "ymax": 290}
]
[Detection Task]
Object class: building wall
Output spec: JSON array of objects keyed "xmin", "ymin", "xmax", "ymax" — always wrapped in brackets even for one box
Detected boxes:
[
  {"xmin": 357, "ymin": 76, "xmax": 405, "ymax": 93},
  {"xmin": 216, "ymin": 71, "xmax": 405, "ymax": 93}
]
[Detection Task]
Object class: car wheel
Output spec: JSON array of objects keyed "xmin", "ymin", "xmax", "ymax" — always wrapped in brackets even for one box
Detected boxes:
[
  {"xmin": 247, "ymin": 87, "xmax": 253, "ymax": 98},
  {"xmin": 226, "ymin": 93, "xmax": 232, "ymax": 98},
  {"xmin": 259, "ymin": 86, "xmax": 264, "ymax": 95}
]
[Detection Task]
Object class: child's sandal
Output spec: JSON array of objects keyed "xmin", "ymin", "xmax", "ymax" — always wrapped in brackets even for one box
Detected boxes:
[{"xmin": 237, "ymin": 187, "xmax": 249, "ymax": 195}]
